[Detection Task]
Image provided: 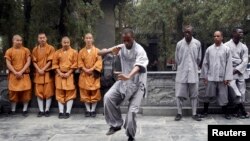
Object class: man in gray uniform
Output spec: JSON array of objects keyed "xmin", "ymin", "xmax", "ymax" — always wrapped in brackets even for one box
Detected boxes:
[
  {"xmin": 225, "ymin": 28, "xmax": 249, "ymax": 118},
  {"xmin": 200, "ymin": 31, "xmax": 233, "ymax": 119},
  {"xmin": 174, "ymin": 25, "xmax": 202, "ymax": 121},
  {"xmin": 98, "ymin": 28, "xmax": 148, "ymax": 141}
]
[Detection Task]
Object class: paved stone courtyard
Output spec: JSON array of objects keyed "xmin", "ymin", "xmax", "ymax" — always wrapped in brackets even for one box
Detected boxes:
[{"xmin": 0, "ymin": 113, "xmax": 250, "ymax": 141}]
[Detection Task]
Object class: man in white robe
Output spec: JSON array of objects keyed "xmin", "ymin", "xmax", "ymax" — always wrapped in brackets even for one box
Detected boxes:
[
  {"xmin": 200, "ymin": 31, "xmax": 233, "ymax": 120},
  {"xmin": 98, "ymin": 28, "xmax": 148, "ymax": 141},
  {"xmin": 225, "ymin": 28, "xmax": 249, "ymax": 118},
  {"xmin": 174, "ymin": 25, "xmax": 202, "ymax": 121}
]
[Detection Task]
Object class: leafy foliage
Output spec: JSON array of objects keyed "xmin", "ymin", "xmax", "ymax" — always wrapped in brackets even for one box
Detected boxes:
[{"xmin": 116, "ymin": 0, "xmax": 250, "ymax": 70}]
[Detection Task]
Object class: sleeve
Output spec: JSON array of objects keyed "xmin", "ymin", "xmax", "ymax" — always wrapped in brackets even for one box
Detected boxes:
[
  {"xmin": 47, "ymin": 46, "xmax": 55, "ymax": 61},
  {"xmin": 77, "ymin": 50, "xmax": 84, "ymax": 68},
  {"xmin": 224, "ymin": 49, "xmax": 234, "ymax": 80},
  {"xmin": 200, "ymin": 49, "xmax": 209, "ymax": 79},
  {"xmin": 235, "ymin": 45, "xmax": 248, "ymax": 74},
  {"xmin": 4, "ymin": 49, "xmax": 12, "ymax": 61},
  {"xmin": 32, "ymin": 47, "xmax": 37, "ymax": 62},
  {"xmin": 197, "ymin": 42, "xmax": 202, "ymax": 66},
  {"xmin": 134, "ymin": 48, "xmax": 149, "ymax": 73},
  {"xmin": 70, "ymin": 50, "xmax": 78, "ymax": 69},
  {"xmin": 52, "ymin": 51, "xmax": 59, "ymax": 70},
  {"xmin": 175, "ymin": 43, "xmax": 180, "ymax": 65},
  {"xmin": 92, "ymin": 49, "xmax": 103, "ymax": 72},
  {"xmin": 25, "ymin": 48, "xmax": 31, "ymax": 59}
]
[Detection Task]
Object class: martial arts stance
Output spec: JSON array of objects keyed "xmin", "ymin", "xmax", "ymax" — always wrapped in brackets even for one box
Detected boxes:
[
  {"xmin": 98, "ymin": 28, "xmax": 148, "ymax": 141},
  {"xmin": 200, "ymin": 31, "xmax": 233, "ymax": 119},
  {"xmin": 32, "ymin": 33, "xmax": 55, "ymax": 117},
  {"xmin": 5, "ymin": 35, "xmax": 32, "ymax": 117},
  {"xmin": 174, "ymin": 25, "xmax": 202, "ymax": 121},
  {"xmin": 225, "ymin": 28, "xmax": 249, "ymax": 118},
  {"xmin": 52, "ymin": 37, "xmax": 78, "ymax": 119},
  {"xmin": 78, "ymin": 33, "xmax": 102, "ymax": 117}
]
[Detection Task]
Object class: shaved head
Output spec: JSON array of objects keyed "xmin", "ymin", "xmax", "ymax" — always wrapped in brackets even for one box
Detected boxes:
[
  {"xmin": 12, "ymin": 34, "xmax": 22, "ymax": 41},
  {"xmin": 61, "ymin": 36, "xmax": 71, "ymax": 49},
  {"xmin": 12, "ymin": 34, "xmax": 23, "ymax": 48},
  {"xmin": 84, "ymin": 33, "xmax": 94, "ymax": 46},
  {"xmin": 214, "ymin": 31, "xmax": 223, "ymax": 46},
  {"xmin": 61, "ymin": 36, "xmax": 70, "ymax": 41}
]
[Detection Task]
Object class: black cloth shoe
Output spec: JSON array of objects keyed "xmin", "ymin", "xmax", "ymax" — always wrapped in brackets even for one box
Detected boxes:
[
  {"xmin": 91, "ymin": 111, "xmax": 96, "ymax": 117},
  {"xmin": 106, "ymin": 126, "xmax": 121, "ymax": 135},
  {"xmin": 37, "ymin": 112, "xmax": 44, "ymax": 117},
  {"xmin": 192, "ymin": 114, "xmax": 202, "ymax": 121},
  {"xmin": 174, "ymin": 114, "xmax": 182, "ymax": 121},
  {"xmin": 22, "ymin": 111, "xmax": 28, "ymax": 117},
  {"xmin": 65, "ymin": 113, "xmax": 70, "ymax": 119},
  {"xmin": 199, "ymin": 112, "xmax": 208, "ymax": 118},
  {"xmin": 58, "ymin": 113, "xmax": 64, "ymax": 119},
  {"xmin": 240, "ymin": 112, "xmax": 249, "ymax": 119},
  {"xmin": 44, "ymin": 111, "xmax": 50, "ymax": 117},
  {"xmin": 224, "ymin": 114, "xmax": 231, "ymax": 120},
  {"xmin": 232, "ymin": 112, "xmax": 240, "ymax": 118},
  {"xmin": 128, "ymin": 136, "xmax": 135, "ymax": 141},
  {"xmin": 9, "ymin": 111, "xmax": 16, "ymax": 116},
  {"xmin": 85, "ymin": 111, "xmax": 91, "ymax": 117}
]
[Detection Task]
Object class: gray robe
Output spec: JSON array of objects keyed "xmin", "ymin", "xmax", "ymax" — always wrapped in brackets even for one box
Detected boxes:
[
  {"xmin": 175, "ymin": 37, "xmax": 201, "ymax": 83},
  {"xmin": 200, "ymin": 43, "xmax": 233, "ymax": 81},
  {"xmin": 119, "ymin": 41, "xmax": 149, "ymax": 97},
  {"xmin": 200, "ymin": 43, "xmax": 233, "ymax": 106},
  {"xmin": 225, "ymin": 39, "xmax": 249, "ymax": 80},
  {"xmin": 225, "ymin": 39, "xmax": 249, "ymax": 102}
]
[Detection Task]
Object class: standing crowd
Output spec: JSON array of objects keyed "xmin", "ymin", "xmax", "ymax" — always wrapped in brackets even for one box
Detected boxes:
[
  {"xmin": 3, "ymin": 26, "xmax": 249, "ymax": 141},
  {"xmin": 175, "ymin": 26, "xmax": 249, "ymax": 122}
]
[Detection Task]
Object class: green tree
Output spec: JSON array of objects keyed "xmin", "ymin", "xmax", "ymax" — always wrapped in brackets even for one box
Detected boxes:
[{"xmin": 116, "ymin": 0, "xmax": 250, "ymax": 70}]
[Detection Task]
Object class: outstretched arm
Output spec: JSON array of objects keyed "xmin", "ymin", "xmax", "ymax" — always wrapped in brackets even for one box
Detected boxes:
[{"xmin": 98, "ymin": 44, "xmax": 123, "ymax": 56}]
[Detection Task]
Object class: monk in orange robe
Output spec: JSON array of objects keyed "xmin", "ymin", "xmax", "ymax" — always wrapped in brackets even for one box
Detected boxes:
[
  {"xmin": 4, "ymin": 35, "xmax": 31, "ymax": 117},
  {"xmin": 78, "ymin": 33, "xmax": 102, "ymax": 117},
  {"xmin": 52, "ymin": 36, "xmax": 78, "ymax": 119},
  {"xmin": 32, "ymin": 33, "xmax": 55, "ymax": 117}
]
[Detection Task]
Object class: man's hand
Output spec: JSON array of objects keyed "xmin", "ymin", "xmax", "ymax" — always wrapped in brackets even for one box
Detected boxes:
[
  {"xmin": 58, "ymin": 72, "xmax": 65, "ymax": 78},
  {"xmin": 203, "ymin": 78, "xmax": 208, "ymax": 85},
  {"xmin": 63, "ymin": 72, "xmax": 70, "ymax": 78},
  {"xmin": 82, "ymin": 68, "xmax": 93, "ymax": 75},
  {"xmin": 224, "ymin": 80, "xmax": 230, "ymax": 85},
  {"xmin": 38, "ymin": 68, "xmax": 45, "ymax": 75},
  {"xmin": 111, "ymin": 44, "xmax": 123, "ymax": 55},
  {"xmin": 233, "ymin": 69, "xmax": 241, "ymax": 75},
  {"xmin": 15, "ymin": 71, "xmax": 23, "ymax": 79},
  {"xmin": 117, "ymin": 73, "xmax": 130, "ymax": 81}
]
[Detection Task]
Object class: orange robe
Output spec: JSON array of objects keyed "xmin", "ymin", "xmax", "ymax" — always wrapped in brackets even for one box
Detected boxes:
[
  {"xmin": 4, "ymin": 46, "xmax": 32, "ymax": 103},
  {"xmin": 78, "ymin": 46, "xmax": 102, "ymax": 103},
  {"xmin": 52, "ymin": 47, "xmax": 78, "ymax": 104},
  {"xmin": 32, "ymin": 43, "xmax": 55, "ymax": 99}
]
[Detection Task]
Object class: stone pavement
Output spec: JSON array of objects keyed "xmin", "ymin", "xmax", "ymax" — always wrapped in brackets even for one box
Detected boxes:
[{"xmin": 1, "ymin": 113, "xmax": 250, "ymax": 141}]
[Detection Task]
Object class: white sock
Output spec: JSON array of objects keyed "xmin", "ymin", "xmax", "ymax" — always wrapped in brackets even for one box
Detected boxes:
[
  {"xmin": 85, "ymin": 103, "xmax": 91, "ymax": 112},
  {"xmin": 58, "ymin": 102, "xmax": 64, "ymax": 113},
  {"xmin": 91, "ymin": 103, "xmax": 97, "ymax": 112},
  {"xmin": 11, "ymin": 102, "xmax": 17, "ymax": 112},
  {"xmin": 23, "ymin": 102, "xmax": 29, "ymax": 112},
  {"xmin": 37, "ymin": 97, "xmax": 44, "ymax": 112},
  {"xmin": 66, "ymin": 100, "xmax": 73, "ymax": 114},
  {"xmin": 45, "ymin": 98, "xmax": 52, "ymax": 112}
]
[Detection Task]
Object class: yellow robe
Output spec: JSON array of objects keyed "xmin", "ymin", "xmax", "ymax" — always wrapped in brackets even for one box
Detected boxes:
[
  {"xmin": 4, "ymin": 46, "xmax": 31, "ymax": 102},
  {"xmin": 78, "ymin": 46, "xmax": 102, "ymax": 103},
  {"xmin": 32, "ymin": 43, "xmax": 55, "ymax": 99},
  {"xmin": 52, "ymin": 47, "xmax": 78, "ymax": 103}
]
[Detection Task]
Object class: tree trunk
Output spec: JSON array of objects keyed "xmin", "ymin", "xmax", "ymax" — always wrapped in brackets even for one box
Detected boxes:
[
  {"xmin": 58, "ymin": 0, "xmax": 67, "ymax": 38},
  {"xmin": 23, "ymin": 0, "xmax": 31, "ymax": 47}
]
